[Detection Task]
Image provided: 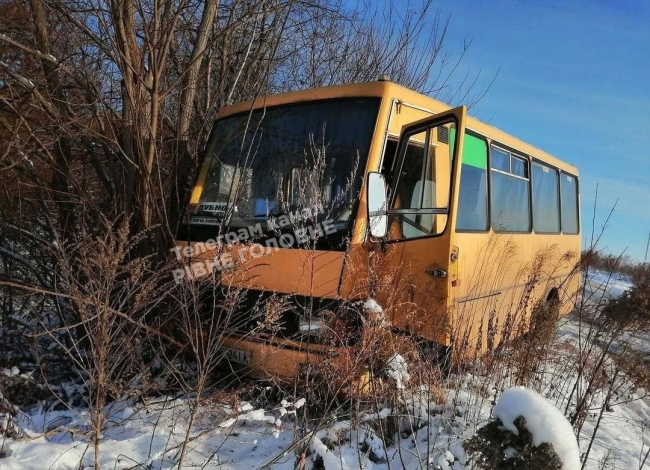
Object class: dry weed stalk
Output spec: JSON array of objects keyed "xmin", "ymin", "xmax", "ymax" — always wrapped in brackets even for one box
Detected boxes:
[{"xmin": 15, "ymin": 216, "xmax": 175, "ymax": 469}]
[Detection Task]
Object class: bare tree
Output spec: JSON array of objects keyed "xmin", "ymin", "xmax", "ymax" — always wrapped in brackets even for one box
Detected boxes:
[{"xmin": 0, "ymin": 2, "xmax": 492, "ymax": 456}]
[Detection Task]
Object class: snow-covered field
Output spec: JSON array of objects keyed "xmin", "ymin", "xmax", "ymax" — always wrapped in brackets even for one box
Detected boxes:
[
  {"xmin": 2, "ymin": 272, "xmax": 648, "ymax": 470},
  {"xmin": 554, "ymin": 316, "xmax": 649, "ymax": 469},
  {"xmin": 2, "ymin": 396, "xmax": 303, "ymax": 469},
  {"xmin": 585, "ymin": 269, "xmax": 633, "ymax": 300}
]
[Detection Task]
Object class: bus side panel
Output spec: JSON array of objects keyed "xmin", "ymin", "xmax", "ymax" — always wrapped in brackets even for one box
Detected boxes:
[
  {"xmin": 452, "ymin": 233, "xmax": 527, "ymax": 354},
  {"xmin": 452, "ymin": 232, "xmax": 580, "ymax": 355}
]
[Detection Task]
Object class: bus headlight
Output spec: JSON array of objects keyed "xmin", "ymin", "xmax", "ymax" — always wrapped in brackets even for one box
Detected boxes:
[
  {"xmin": 298, "ymin": 310, "xmax": 334, "ymax": 338},
  {"xmin": 298, "ymin": 318, "xmax": 328, "ymax": 337}
]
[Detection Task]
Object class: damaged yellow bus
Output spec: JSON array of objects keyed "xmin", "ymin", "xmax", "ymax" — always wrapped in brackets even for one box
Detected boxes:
[{"xmin": 175, "ymin": 79, "xmax": 581, "ymax": 379}]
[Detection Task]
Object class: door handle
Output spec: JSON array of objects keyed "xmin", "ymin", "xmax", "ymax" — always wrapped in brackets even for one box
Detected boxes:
[{"xmin": 425, "ymin": 268, "xmax": 447, "ymax": 278}]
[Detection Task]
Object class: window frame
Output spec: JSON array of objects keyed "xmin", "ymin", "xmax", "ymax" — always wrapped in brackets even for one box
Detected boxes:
[
  {"xmin": 385, "ymin": 115, "xmax": 461, "ymax": 242},
  {"xmin": 559, "ymin": 170, "xmax": 580, "ymax": 235},
  {"xmin": 488, "ymin": 142, "xmax": 533, "ymax": 234},
  {"xmin": 530, "ymin": 158, "xmax": 561, "ymax": 235}
]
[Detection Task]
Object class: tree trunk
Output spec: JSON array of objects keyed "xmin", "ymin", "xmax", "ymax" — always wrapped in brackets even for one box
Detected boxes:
[{"xmin": 169, "ymin": 0, "xmax": 219, "ymax": 236}]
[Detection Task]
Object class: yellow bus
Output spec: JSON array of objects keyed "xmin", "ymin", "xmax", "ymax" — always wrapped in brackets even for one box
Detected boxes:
[{"xmin": 175, "ymin": 79, "xmax": 581, "ymax": 379}]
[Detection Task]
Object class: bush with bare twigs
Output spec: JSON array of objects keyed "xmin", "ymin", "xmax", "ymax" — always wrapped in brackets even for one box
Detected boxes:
[{"xmin": 466, "ymin": 417, "xmax": 563, "ymax": 470}]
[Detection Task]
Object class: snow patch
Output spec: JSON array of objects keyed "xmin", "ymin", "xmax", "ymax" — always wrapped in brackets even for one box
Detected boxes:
[
  {"xmin": 363, "ymin": 298, "xmax": 387, "ymax": 326},
  {"xmin": 1, "ymin": 366, "xmax": 20, "ymax": 377},
  {"xmin": 385, "ymin": 354, "xmax": 410, "ymax": 390},
  {"xmin": 293, "ymin": 398, "xmax": 306, "ymax": 409},
  {"xmin": 363, "ymin": 298, "xmax": 383, "ymax": 314},
  {"xmin": 495, "ymin": 386, "xmax": 580, "ymax": 470}
]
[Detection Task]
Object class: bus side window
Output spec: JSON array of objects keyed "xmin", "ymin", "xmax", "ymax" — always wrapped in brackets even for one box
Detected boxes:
[
  {"xmin": 532, "ymin": 162, "xmax": 560, "ymax": 233},
  {"xmin": 560, "ymin": 173, "xmax": 579, "ymax": 234},
  {"xmin": 456, "ymin": 133, "xmax": 489, "ymax": 231},
  {"xmin": 381, "ymin": 139, "xmax": 398, "ymax": 177},
  {"xmin": 490, "ymin": 146, "xmax": 531, "ymax": 232}
]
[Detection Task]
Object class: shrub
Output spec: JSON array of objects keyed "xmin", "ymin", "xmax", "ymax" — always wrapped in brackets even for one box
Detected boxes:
[
  {"xmin": 466, "ymin": 416, "xmax": 563, "ymax": 470},
  {"xmin": 601, "ymin": 281, "xmax": 650, "ymax": 331}
]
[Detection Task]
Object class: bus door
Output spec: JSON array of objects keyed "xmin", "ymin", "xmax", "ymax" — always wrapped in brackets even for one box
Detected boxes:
[{"xmin": 374, "ymin": 107, "xmax": 466, "ymax": 345}]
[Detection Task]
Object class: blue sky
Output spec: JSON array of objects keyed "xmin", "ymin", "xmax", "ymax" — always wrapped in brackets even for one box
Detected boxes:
[{"xmin": 426, "ymin": 0, "xmax": 650, "ymax": 260}]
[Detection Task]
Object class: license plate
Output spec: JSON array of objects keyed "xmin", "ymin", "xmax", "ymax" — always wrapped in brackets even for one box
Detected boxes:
[
  {"xmin": 217, "ymin": 346, "xmax": 251, "ymax": 366},
  {"xmin": 189, "ymin": 216, "xmax": 221, "ymax": 226}
]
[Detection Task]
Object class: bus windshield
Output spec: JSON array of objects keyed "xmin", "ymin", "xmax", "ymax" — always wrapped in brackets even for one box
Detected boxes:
[{"xmin": 194, "ymin": 98, "xmax": 380, "ymax": 236}]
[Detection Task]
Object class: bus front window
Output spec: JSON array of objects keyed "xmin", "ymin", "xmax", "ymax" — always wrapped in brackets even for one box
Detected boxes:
[{"xmin": 195, "ymin": 98, "xmax": 380, "ymax": 237}]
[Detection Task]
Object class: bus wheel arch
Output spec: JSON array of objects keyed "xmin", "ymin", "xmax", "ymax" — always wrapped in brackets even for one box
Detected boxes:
[{"xmin": 546, "ymin": 287, "xmax": 559, "ymax": 303}]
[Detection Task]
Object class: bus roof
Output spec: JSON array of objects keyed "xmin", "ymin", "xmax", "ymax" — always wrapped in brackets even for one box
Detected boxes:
[{"xmin": 217, "ymin": 81, "xmax": 578, "ymax": 175}]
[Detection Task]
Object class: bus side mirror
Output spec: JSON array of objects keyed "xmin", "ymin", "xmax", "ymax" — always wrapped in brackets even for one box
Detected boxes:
[{"xmin": 367, "ymin": 172, "xmax": 388, "ymax": 239}]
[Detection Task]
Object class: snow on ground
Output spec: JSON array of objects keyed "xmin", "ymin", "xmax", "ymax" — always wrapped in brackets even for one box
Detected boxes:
[
  {"xmin": 554, "ymin": 316, "xmax": 650, "ymax": 469},
  {"xmin": 585, "ymin": 269, "xmax": 633, "ymax": 299},
  {"xmin": 1, "ymin": 275, "xmax": 649, "ymax": 469},
  {"xmin": 2, "ymin": 397, "xmax": 301, "ymax": 470},
  {"xmin": 1, "ymin": 388, "xmax": 476, "ymax": 470},
  {"xmin": 3, "ymin": 342, "xmax": 648, "ymax": 470}
]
